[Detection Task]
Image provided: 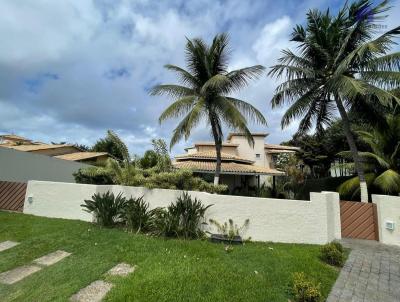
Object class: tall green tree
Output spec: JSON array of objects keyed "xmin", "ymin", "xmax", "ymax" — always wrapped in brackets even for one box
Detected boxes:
[
  {"xmin": 151, "ymin": 33, "xmax": 267, "ymax": 184},
  {"xmin": 269, "ymin": 0, "xmax": 400, "ymax": 201}
]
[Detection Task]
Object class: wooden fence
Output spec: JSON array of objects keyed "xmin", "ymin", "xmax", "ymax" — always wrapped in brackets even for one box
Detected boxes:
[
  {"xmin": 0, "ymin": 181, "xmax": 27, "ymax": 212},
  {"xmin": 340, "ymin": 200, "xmax": 379, "ymax": 241}
]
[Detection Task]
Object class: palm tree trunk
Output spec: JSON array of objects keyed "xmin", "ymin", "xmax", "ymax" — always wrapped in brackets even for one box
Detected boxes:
[
  {"xmin": 335, "ymin": 97, "xmax": 369, "ymax": 202},
  {"xmin": 209, "ymin": 114, "xmax": 222, "ymax": 185}
]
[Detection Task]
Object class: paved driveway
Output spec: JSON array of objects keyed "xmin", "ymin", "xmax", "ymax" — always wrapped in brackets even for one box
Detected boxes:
[{"xmin": 327, "ymin": 239, "xmax": 400, "ymax": 302}]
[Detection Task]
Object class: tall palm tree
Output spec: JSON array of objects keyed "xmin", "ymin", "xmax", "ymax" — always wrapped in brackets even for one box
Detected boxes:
[
  {"xmin": 151, "ymin": 33, "xmax": 267, "ymax": 185},
  {"xmin": 339, "ymin": 113, "xmax": 400, "ymax": 198},
  {"xmin": 269, "ymin": 0, "xmax": 400, "ymax": 202}
]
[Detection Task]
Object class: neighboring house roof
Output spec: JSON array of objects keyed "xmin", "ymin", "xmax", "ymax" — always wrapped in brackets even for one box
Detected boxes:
[
  {"xmin": 265, "ymin": 144, "xmax": 300, "ymax": 154},
  {"xmin": 173, "ymin": 160, "xmax": 284, "ymax": 175},
  {"xmin": 175, "ymin": 150, "xmax": 253, "ymax": 164},
  {"xmin": 227, "ymin": 132, "xmax": 268, "ymax": 140},
  {"xmin": 0, "ymin": 134, "xmax": 31, "ymax": 141},
  {"xmin": 54, "ymin": 152, "xmax": 109, "ymax": 161},
  {"xmin": 0, "ymin": 144, "xmax": 77, "ymax": 152}
]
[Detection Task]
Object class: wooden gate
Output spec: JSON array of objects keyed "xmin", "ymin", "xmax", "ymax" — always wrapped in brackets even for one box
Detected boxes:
[
  {"xmin": 340, "ymin": 201, "xmax": 379, "ymax": 241},
  {"xmin": 0, "ymin": 181, "xmax": 27, "ymax": 212}
]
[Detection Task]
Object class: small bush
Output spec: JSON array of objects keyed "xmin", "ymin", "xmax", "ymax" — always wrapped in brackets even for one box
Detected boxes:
[
  {"xmin": 81, "ymin": 191, "xmax": 126, "ymax": 227},
  {"xmin": 292, "ymin": 272, "xmax": 321, "ymax": 302},
  {"xmin": 152, "ymin": 192, "xmax": 212, "ymax": 239},
  {"xmin": 320, "ymin": 242, "xmax": 344, "ymax": 267},
  {"xmin": 122, "ymin": 196, "xmax": 155, "ymax": 233}
]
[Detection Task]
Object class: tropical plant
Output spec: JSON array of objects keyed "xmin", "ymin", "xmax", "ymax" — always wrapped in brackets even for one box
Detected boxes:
[
  {"xmin": 269, "ymin": 0, "xmax": 400, "ymax": 202},
  {"xmin": 338, "ymin": 113, "xmax": 400, "ymax": 198},
  {"xmin": 153, "ymin": 192, "xmax": 212, "ymax": 239},
  {"xmin": 81, "ymin": 191, "xmax": 126, "ymax": 227},
  {"xmin": 151, "ymin": 33, "xmax": 267, "ymax": 185},
  {"xmin": 122, "ymin": 196, "xmax": 156, "ymax": 233},
  {"xmin": 208, "ymin": 218, "xmax": 250, "ymax": 242}
]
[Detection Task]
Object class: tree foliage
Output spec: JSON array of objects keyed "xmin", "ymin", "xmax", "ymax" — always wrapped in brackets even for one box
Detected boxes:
[{"xmin": 151, "ymin": 33, "xmax": 266, "ymax": 184}]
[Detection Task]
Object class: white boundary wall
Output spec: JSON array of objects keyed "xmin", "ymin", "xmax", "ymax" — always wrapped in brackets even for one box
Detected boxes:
[
  {"xmin": 373, "ymin": 194, "xmax": 400, "ymax": 247},
  {"xmin": 23, "ymin": 181, "xmax": 342, "ymax": 245}
]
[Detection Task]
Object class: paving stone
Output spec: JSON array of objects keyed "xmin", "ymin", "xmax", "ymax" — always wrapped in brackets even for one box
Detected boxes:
[
  {"xmin": 107, "ymin": 263, "xmax": 135, "ymax": 276},
  {"xmin": 33, "ymin": 250, "xmax": 71, "ymax": 266},
  {"xmin": 69, "ymin": 280, "xmax": 113, "ymax": 302},
  {"xmin": 0, "ymin": 265, "xmax": 42, "ymax": 284},
  {"xmin": 327, "ymin": 239, "xmax": 400, "ymax": 302},
  {"xmin": 0, "ymin": 241, "xmax": 19, "ymax": 252}
]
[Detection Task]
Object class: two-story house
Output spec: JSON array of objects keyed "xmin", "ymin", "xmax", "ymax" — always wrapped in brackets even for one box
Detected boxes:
[{"xmin": 173, "ymin": 133, "xmax": 299, "ymax": 194}]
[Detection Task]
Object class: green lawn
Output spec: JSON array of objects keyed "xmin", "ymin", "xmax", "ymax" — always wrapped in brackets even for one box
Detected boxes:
[{"xmin": 0, "ymin": 211, "xmax": 340, "ymax": 302}]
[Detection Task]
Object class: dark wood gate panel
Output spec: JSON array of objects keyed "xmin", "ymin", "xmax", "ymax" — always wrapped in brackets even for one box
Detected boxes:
[
  {"xmin": 0, "ymin": 181, "xmax": 27, "ymax": 212},
  {"xmin": 340, "ymin": 201, "xmax": 379, "ymax": 241}
]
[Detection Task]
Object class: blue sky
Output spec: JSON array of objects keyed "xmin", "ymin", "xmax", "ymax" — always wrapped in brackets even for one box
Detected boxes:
[{"xmin": 0, "ymin": 0, "xmax": 399, "ymax": 155}]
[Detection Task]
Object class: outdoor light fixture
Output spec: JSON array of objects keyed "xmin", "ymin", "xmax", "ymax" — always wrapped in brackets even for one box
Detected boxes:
[{"xmin": 385, "ymin": 220, "xmax": 395, "ymax": 231}]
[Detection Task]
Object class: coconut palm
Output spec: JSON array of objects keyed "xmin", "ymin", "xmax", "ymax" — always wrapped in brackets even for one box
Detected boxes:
[
  {"xmin": 269, "ymin": 0, "xmax": 400, "ymax": 202},
  {"xmin": 338, "ymin": 113, "xmax": 400, "ymax": 198},
  {"xmin": 151, "ymin": 33, "xmax": 267, "ymax": 185}
]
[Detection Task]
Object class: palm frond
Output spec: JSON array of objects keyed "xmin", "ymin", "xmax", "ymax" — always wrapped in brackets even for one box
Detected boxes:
[
  {"xmin": 373, "ymin": 169, "xmax": 400, "ymax": 194},
  {"xmin": 225, "ymin": 97, "xmax": 267, "ymax": 125},
  {"xmin": 169, "ymin": 100, "xmax": 205, "ymax": 148},
  {"xmin": 164, "ymin": 64, "xmax": 199, "ymax": 88},
  {"xmin": 150, "ymin": 84, "xmax": 194, "ymax": 99},
  {"xmin": 158, "ymin": 96, "xmax": 197, "ymax": 124}
]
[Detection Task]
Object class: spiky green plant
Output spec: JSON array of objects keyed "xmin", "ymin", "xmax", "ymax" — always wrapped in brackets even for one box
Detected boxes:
[
  {"xmin": 338, "ymin": 113, "xmax": 400, "ymax": 198},
  {"xmin": 81, "ymin": 191, "xmax": 126, "ymax": 227},
  {"xmin": 151, "ymin": 33, "xmax": 267, "ymax": 185},
  {"xmin": 269, "ymin": 0, "xmax": 400, "ymax": 202},
  {"xmin": 208, "ymin": 218, "xmax": 250, "ymax": 242},
  {"xmin": 153, "ymin": 192, "xmax": 212, "ymax": 239},
  {"xmin": 122, "ymin": 196, "xmax": 156, "ymax": 233}
]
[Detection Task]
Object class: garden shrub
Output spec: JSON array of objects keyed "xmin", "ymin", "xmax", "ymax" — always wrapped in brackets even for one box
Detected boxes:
[
  {"xmin": 292, "ymin": 272, "xmax": 321, "ymax": 302},
  {"xmin": 122, "ymin": 196, "xmax": 155, "ymax": 233},
  {"xmin": 320, "ymin": 242, "xmax": 345, "ymax": 267},
  {"xmin": 81, "ymin": 191, "xmax": 126, "ymax": 227},
  {"xmin": 73, "ymin": 168, "xmax": 114, "ymax": 185},
  {"xmin": 152, "ymin": 192, "xmax": 212, "ymax": 239}
]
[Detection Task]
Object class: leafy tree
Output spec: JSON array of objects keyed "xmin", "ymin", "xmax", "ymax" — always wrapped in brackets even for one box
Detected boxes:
[
  {"xmin": 139, "ymin": 150, "xmax": 158, "ymax": 169},
  {"xmin": 92, "ymin": 130, "xmax": 126, "ymax": 161},
  {"xmin": 339, "ymin": 113, "xmax": 400, "ymax": 198},
  {"xmin": 151, "ymin": 33, "xmax": 267, "ymax": 185},
  {"xmin": 269, "ymin": 0, "xmax": 400, "ymax": 201}
]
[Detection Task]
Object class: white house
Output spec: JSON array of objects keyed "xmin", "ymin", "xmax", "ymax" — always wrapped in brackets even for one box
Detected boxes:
[{"xmin": 173, "ymin": 133, "xmax": 299, "ymax": 194}]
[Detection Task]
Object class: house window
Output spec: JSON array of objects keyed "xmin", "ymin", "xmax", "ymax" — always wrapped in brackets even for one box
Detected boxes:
[{"xmin": 255, "ymin": 153, "xmax": 261, "ymax": 159}]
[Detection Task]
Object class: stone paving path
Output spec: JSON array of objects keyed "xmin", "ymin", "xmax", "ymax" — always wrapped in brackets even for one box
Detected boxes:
[
  {"xmin": 0, "ymin": 241, "xmax": 19, "ymax": 252},
  {"xmin": 327, "ymin": 239, "xmax": 400, "ymax": 302},
  {"xmin": 70, "ymin": 280, "xmax": 113, "ymax": 302},
  {"xmin": 0, "ymin": 265, "xmax": 42, "ymax": 284},
  {"xmin": 0, "ymin": 250, "xmax": 71, "ymax": 285},
  {"xmin": 33, "ymin": 250, "xmax": 71, "ymax": 266},
  {"xmin": 70, "ymin": 263, "xmax": 136, "ymax": 302}
]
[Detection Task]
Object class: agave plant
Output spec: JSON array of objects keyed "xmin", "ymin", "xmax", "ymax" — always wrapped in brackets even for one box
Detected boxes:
[
  {"xmin": 81, "ymin": 191, "xmax": 126, "ymax": 227},
  {"xmin": 338, "ymin": 113, "xmax": 400, "ymax": 198}
]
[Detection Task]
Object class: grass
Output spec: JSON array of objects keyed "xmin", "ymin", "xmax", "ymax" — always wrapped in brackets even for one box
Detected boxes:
[{"xmin": 0, "ymin": 211, "xmax": 340, "ymax": 302}]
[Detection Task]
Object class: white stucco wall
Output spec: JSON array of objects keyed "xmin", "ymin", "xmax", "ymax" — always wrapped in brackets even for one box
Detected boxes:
[
  {"xmin": 372, "ymin": 194, "xmax": 400, "ymax": 247},
  {"xmin": 0, "ymin": 147, "xmax": 89, "ymax": 183},
  {"xmin": 23, "ymin": 181, "xmax": 341, "ymax": 244}
]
